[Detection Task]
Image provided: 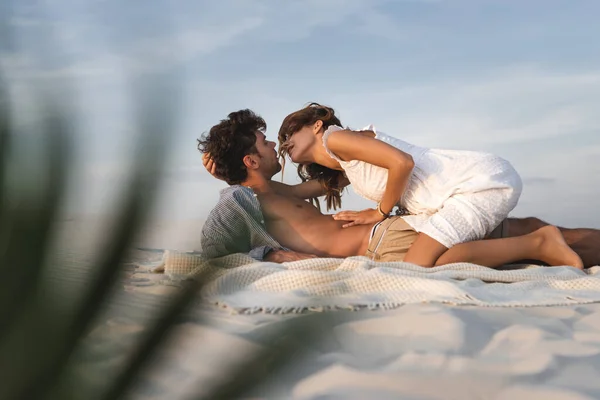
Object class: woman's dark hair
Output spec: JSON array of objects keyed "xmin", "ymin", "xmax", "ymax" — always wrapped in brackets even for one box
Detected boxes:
[
  {"xmin": 197, "ymin": 109, "xmax": 266, "ymax": 185},
  {"xmin": 277, "ymin": 103, "xmax": 346, "ymax": 210}
]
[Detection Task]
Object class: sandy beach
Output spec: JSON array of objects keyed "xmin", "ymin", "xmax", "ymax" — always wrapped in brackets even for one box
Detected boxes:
[
  {"xmin": 82, "ymin": 283, "xmax": 600, "ymax": 399},
  {"xmin": 51, "ymin": 217, "xmax": 600, "ymax": 399},
  {"xmin": 6, "ymin": 0, "xmax": 600, "ymax": 397}
]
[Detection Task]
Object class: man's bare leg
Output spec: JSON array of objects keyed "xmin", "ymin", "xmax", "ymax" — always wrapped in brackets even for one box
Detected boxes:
[{"xmin": 505, "ymin": 217, "xmax": 600, "ymax": 267}]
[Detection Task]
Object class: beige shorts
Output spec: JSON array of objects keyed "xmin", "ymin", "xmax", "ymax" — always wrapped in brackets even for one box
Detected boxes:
[
  {"xmin": 365, "ymin": 217, "xmax": 509, "ymax": 262},
  {"xmin": 365, "ymin": 216, "xmax": 418, "ymax": 262}
]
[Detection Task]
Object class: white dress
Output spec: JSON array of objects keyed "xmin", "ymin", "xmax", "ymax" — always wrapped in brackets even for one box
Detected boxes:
[{"xmin": 323, "ymin": 125, "xmax": 523, "ymax": 248}]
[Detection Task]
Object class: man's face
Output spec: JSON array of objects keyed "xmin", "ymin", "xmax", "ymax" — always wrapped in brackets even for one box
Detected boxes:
[{"xmin": 254, "ymin": 131, "xmax": 282, "ymax": 177}]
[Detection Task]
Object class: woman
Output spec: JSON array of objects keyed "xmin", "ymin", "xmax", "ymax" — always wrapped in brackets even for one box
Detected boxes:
[{"xmin": 277, "ymin": 103, "xmax": 581, "ymax": 269}]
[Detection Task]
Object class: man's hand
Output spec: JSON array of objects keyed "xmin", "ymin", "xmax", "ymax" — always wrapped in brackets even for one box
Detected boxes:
[
  {"xmin": 332, "ymin": 208, "xmax": 385, "ymax": 228},
  {"xmin": 202, "ymin": 152, "xmax": 223, "ymax": 181},
  {"xmin": 264, "ymin": 249, "xmax": 318, "ymax": 263}
]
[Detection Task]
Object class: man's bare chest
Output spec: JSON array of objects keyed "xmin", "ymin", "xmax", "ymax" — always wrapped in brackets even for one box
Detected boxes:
[{"xmin": 257, "ymin": 193, "xmax": 321, "ymax": 221}]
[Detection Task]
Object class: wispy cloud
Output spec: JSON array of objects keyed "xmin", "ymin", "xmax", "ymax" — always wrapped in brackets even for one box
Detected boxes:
[
  {"xmin": 4, "ymin": 0, "xmax": 599, "ymax": 227},
  {"xmin": 3, "ymin": 0, "xmax": 386, "ymax": 78},
  {"xmin": 331, "ymin": 68, "xmax": 600, "ymax": 147},
  {"xmin": 186, "ymin": 67, "xmax": 600, "ymax": 149}
]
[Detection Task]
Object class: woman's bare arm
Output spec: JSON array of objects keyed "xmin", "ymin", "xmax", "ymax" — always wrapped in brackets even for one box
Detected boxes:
[
  {"xmin": 269, "ymin": 176, "xmax": 349, "ymax": 199},
  {"xmin": 326, "ymin": 129, "xmax": 414, "ymax": 214},
  {"xmin": 269, "ymin": 180, "xmax": 325, "ymax": 199}
]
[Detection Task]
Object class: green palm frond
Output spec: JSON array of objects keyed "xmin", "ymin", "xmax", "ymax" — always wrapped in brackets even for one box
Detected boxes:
[{"xmin": 0, "ymin": 13, "xmax": 324, "ymax": 400}]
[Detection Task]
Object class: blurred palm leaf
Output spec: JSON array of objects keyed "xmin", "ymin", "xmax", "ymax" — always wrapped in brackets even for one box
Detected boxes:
[{"xmin": 0, "ymin": 8, "xmax": 324, "ymax": 400}]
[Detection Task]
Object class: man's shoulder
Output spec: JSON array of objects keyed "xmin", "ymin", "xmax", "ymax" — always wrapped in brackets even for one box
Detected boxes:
[
  {"xmin": 203, "ymin": 184, "xmax": 262, "ymax": 235},
  {"xmin": 204, "ymin": 186, "xmax": 252, "ymax": 229},
  {"xmin": 209, "ymin": 185, "xmax": 260, "ymax": 216},
  {"xmin": 218, "ymin": 185, "xmax": 256, "ymax": 203}
]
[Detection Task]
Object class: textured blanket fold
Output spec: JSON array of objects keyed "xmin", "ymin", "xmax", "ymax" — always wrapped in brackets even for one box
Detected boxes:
[{"xmin": 158, "ymin": 251, "xmax": 600, "ymax": 313}]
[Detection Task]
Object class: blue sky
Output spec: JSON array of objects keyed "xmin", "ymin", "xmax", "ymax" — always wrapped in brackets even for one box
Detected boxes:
[{"xmin": 2, "ymin": 0, "xmax": 600, "ymax": 228}]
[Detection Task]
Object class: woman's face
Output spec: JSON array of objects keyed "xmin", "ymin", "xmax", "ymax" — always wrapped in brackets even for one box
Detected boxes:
[{"xmin": 285, "ymin": 121, "xmax": 321, "ymax": 163}]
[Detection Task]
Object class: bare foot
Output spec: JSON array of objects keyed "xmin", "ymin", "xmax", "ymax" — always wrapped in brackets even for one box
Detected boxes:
[{"xmin": 535, "ymin": 226, "xmax": 584, "ymax": 270}]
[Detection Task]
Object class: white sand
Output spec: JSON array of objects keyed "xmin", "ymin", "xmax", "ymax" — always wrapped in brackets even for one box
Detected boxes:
[
  {"xmin": 55, "ymin": 218, "xmax": 600, "ymax": 399},
  {"xmin": 92, "ymin": 300, "xmax": 600, "ymax": 399},
  {"xmin": 116, "ymin": 258, "xmax": 600, "ymax": 399}
]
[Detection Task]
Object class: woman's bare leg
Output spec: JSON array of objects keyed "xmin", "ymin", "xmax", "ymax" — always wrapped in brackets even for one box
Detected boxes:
[
  {"xmin": 436, "ymin": 226, "xmax": 583, "ymax": 269},
  {"xmin": 506, "ymin": 217, "xmax": 600, "ymax": 267},
  {"xmin": 403, "ymin": 233, "xmax": 449, "ymax": 268},
  {"xmin": 403, "ymin": 226, "xmax": 583, "ymax": 269}
]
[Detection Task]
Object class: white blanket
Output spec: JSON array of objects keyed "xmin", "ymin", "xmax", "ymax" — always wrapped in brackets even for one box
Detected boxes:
[{"xmin": 158, "ymin": 251, "xmax": 600, "ymax": 313}]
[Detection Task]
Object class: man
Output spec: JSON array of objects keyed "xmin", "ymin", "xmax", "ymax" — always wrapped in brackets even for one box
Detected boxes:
[{"xmin": 198, "ymin": 109, "xmax": 600, "ymax": 267}]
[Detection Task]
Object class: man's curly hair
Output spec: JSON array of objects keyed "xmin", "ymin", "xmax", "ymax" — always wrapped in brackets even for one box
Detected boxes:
[{"xmin": 197, "ymin": 109, "xmax": 266, "ymax": 185}]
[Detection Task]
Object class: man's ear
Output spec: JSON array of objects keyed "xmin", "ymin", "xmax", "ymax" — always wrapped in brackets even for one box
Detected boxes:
[
  {"xmin": 313, "ymin": 120, "xmax": 323, "ymax": 134},
  {"xmin": 242, "ymin": 154, "xmax": 259, "ymax": 170}
]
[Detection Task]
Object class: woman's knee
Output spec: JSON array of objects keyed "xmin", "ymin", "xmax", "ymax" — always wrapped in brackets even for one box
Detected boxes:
[{"xmin": 404, "ymin": 235, "xmax": 448, "ymax": 268}]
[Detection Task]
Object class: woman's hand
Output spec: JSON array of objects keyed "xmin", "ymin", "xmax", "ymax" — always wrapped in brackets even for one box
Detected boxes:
[
  {"xmin": 332, "ymin": 208, "xmax": 385, "ymax": 228},
  {"xmin": 202, "ymin": 152, "xmax": 223, "ymax": 181}
]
